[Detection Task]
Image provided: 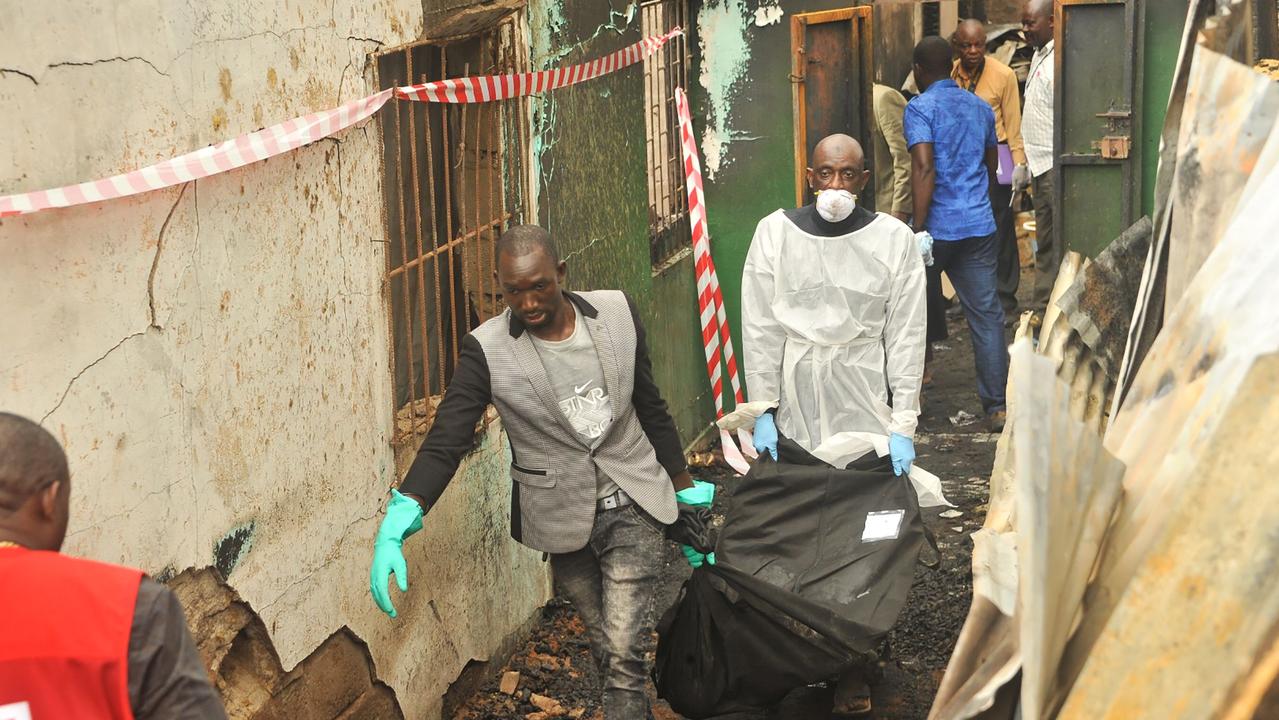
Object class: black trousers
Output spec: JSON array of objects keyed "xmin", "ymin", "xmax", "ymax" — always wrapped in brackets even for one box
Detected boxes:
[{"xmin": 990, "ymin": 181, "xmax": 1019, "ymax": 312}]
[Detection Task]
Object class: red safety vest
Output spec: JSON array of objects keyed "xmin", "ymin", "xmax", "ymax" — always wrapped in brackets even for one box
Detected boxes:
[{"xmin": 0, "ymin": 546, "xmax": 142, "ymax": 719}]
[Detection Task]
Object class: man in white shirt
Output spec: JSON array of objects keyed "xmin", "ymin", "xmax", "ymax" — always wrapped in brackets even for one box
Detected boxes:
[{"xmin": 1022, "ymin": 0, "xmax": 1057, "ymax": 304}]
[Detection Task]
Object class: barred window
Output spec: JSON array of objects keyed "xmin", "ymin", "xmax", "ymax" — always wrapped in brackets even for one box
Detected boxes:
[
  {"xmin": 375, "ymin": 12, "xmax": 532, "ymax": 442},
  {"xmin": 642, "ymin": 0, "xmax": 693, "ymax": 270}
]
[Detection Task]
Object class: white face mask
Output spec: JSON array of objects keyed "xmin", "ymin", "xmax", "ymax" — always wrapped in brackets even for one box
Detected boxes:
[{"xmin": 814, "ymin": 188, "xmax": 857, "ymax": 223}]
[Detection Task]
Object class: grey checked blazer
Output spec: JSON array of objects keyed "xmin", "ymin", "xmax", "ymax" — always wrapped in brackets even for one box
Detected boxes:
[{"xmin": 400, "ymin": 290, "xmax": 685, "ymax": 554}]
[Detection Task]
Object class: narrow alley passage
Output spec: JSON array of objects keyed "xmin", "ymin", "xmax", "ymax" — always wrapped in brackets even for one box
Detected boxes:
[{"xmin": 450, "ymin": 268, "xmax": 1026, "ymax": 719}]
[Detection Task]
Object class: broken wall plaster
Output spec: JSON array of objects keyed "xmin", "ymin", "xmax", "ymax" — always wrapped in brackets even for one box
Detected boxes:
[
  {"xmin": 754, "ymin": 4, "xmax": 783, "ymax": 27},
  {"xmin": 697, "ymin": 0, "xmax": 752, "ymax": 179}
]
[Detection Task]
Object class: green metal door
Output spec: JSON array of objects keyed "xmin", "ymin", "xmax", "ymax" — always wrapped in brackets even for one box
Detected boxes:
[{"xmin": 1055, "ymin": 0, "xmax": 1144, "ymax": 258}]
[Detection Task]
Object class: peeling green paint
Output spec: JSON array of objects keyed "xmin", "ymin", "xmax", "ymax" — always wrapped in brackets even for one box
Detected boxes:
[
  {"xmin": 528, "ymin": 0, "xmax": 641, "ymax": 234},
  {"xmin": 517, "ymin": 1, "xmax": 717, "ymax": 442},
  {"xmin": 696, "ymin": 0, "xmax": 752, "ymax": 179}
]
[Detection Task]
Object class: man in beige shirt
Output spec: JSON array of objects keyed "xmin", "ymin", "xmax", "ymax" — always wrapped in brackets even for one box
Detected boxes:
[
  {"xmin": 871, "ymin": 83, "xmax": 913, "ymax": 222},
  {"xmin": 952, "ymin": 19, "xmax": 1030, "ymax": 313}
]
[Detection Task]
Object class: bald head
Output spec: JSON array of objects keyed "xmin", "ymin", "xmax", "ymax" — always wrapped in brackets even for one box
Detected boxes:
[
  {"xmin": 1022, "ymin": 0, "xmax": 1054, "ymax": 48},
  {"xmin": 806, "ymin": 134, "xmax": 870, "ymax": 197},
  {"xmin": 812, "ymin": 134, "xmax": 865, "ymax": 170},
  {"xmin": 953, "ymin": 20, "xmax": 988, "ymax": 74},
  {"xmin": 0, "ymin": 413, "xmax": 71, "ymax": 551},
  {"xmin": 955, "ymin": 19, "xmax": 987, "ymax": 42},
  {"xmin": 0, "ymin": 413, "xmax": 67, "ymax": 513}
]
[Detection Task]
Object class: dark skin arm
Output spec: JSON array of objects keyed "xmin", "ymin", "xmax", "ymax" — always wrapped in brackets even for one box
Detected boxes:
[{"xmin": 910, "ymin": 142, "xmax": 936, "ymax": 233}]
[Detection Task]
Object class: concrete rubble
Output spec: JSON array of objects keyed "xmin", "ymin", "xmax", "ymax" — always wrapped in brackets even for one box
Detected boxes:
[{"xmin": 169, "ymin": 568, "xmax": 404, "ymax": 720}]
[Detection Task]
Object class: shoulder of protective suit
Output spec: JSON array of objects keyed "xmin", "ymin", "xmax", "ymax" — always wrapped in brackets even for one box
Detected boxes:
[
  {"xmin": 872, "ymin": 213, "xmax": 920, "ymax": 251},
  {"xmin": 750, "ymin": 209, "xmax": 790, "ymax": 241},
  {"xmin": 758, "ymin": 208, "xmax": 788, "ymax": 229},
  {"xmin": 872, "ymin": 212, "xmax": 913, "ymax": 237}
]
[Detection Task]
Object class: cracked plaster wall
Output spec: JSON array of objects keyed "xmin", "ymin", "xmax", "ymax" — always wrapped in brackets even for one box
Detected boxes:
[{"xmin": 0, "ymin": 2, "xmax": 551, "ymax": 718}]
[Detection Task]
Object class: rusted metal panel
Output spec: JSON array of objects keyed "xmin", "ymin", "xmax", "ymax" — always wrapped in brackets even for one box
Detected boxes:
[
  {"xmin": 1053, "ymin": 148, "xmax": 1279, "ymax": 720},
  {"xmin": 1160, "ymin": 44, "xmax": 1279, "ymax": 318},
  {"xmin": 1055, "ymin": 217, "xmax": 1152, "ymax": 379},
  {"xmin": 1010, "ymin": 341, "xmax": 1127, "ymax": 720}
]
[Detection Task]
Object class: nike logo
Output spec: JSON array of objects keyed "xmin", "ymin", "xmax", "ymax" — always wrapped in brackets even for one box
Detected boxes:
[{"xmin": 574, "ymin": 381, "xmax": 593, "ymax": 394}]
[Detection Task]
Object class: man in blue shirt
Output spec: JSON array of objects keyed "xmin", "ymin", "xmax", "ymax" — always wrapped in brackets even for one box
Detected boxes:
[{"xmin": 904, "ymin": 36, "xmax": 1008, "ymax": 430}]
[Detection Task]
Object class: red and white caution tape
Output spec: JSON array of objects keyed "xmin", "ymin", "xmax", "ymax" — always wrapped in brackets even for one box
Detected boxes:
[
  {"xmin": 0, "ymin": 90, "xmax": 395, "ymax": 218},
  {"xmin": 396, "ymin": 28, "xmax": 682, "ymax": 104},
  {"xmin": 674, "ymin": 87, "xmax": 754, "ymax": 475},
  {"xmin": 0, "ymin": 29, "xmax": 681, "ymax": 218}
]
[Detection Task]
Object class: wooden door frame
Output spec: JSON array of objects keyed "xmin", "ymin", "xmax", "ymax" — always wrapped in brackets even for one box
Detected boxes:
[{"xmin": 790, "ymin": 6, "xmax": 874, "ymax": 207}]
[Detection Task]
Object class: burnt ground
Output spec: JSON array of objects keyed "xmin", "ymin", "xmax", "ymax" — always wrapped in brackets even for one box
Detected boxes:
[{"xmin": 453, "ymin": 280, "xmax": 1024, "ymax": 720}]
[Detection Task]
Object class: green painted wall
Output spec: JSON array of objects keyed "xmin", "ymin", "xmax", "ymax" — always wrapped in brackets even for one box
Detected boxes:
[
  {"xmin": 529, "ymin": 0, "xmax": 715, "ymax": 444},
  {"xmin": 1141, "ymin": 0, "xmax": 1188, "ymax": 216}
]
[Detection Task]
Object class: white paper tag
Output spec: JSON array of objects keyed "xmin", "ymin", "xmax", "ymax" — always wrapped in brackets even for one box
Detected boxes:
[
  {"xmin": 862, "ymin": 510, "xmax": 905, "ymax": 542},
  {"xmin": 0, "ymin": 703, "xmax": 33, "ymax": 720}
]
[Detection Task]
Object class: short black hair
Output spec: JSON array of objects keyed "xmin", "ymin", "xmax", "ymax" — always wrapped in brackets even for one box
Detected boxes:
[
  {"xmin": 495, "ymin": 224, "xmax": 560, "ymax": 264},
  {"xmin": 913, "ymin": 36, "xmax": 954, "ymax": 75},
  {"xmin": 0, "ymin": 413, "xmax": 68, "ymax": 513}
]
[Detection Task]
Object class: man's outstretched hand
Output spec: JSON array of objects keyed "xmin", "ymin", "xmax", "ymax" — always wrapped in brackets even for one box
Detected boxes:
[{"xmin": 369, "ymin": 490, "xmax": 424, "ymax": 618}]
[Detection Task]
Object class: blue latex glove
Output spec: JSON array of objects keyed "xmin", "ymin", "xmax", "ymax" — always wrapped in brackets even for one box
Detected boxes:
[
  {"xmin": 675, "ymin": 480, "xmax": 717, "ymax": 568},
  {"xmin": 753, "ymin": 413, "xmax": 779, "ymax": 460},
  {"xmin": 889, "ymin": 433, "xmax": 916, "ymax": 477},
  {"xmin": 369, "ymin": 489, "xmax": 424, "ymax": 618}
]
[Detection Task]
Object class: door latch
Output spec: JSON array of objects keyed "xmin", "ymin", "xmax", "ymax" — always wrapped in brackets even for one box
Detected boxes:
[{"xmin": 1092, "ymin": 108, "xmax": 1132, "ymax": 159}]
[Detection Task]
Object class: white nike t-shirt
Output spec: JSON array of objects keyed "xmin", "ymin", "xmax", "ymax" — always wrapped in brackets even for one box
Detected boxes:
[{"xmin": 530, "ymin": 309, "xmax": 620, "ymax": 499}]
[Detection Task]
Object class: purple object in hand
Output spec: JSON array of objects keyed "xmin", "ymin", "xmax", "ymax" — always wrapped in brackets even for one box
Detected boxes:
[{"xmin": 996, "ymin": 143, "xmax": 1014, "ymax": 185}]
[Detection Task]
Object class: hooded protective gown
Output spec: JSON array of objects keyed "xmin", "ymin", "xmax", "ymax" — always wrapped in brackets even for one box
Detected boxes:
[{"xmin": 741, "ymin": 210, "xmax": 927, "ymax": 451}]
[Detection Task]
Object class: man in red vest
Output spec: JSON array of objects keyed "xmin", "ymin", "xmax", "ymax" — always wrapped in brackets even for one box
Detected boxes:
[{"xmin": 0, "ymin": 412, "xmax": 226, "ymax": 720}]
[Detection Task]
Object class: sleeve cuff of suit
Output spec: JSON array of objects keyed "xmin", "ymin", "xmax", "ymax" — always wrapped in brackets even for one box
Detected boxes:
[{"xmin": 887, "ymin": 415, "xmax": 918, "ymax": 438}]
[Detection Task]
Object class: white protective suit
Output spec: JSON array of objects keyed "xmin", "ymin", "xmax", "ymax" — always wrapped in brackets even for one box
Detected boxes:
[{"xmin": 741, "ymin": 210, "xmax": 927, "ymax": 452}]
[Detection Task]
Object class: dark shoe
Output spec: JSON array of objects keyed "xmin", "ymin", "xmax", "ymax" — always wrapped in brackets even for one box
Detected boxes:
[
  {"xmin": 988, "ymin": 411, "xmax": 1007, "ymax": 434},
  {"xmin": 832, "ymin": 675, "xmax": 872, "ymax": 717}
]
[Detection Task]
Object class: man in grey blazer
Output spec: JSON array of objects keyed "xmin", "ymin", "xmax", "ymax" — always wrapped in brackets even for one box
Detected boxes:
[{"xmin": 369, "ymin": 225, "xmax": 697, "ymax": 719}]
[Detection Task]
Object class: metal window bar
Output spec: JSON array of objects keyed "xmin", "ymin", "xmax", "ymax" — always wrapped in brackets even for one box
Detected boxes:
[
  {"xmin": 642, "ymin": 0, "xmax": 692, "ymax": 268},
  {"xmin": 376, "ymin": 12, "xmax": 531, "ymax": 442}
]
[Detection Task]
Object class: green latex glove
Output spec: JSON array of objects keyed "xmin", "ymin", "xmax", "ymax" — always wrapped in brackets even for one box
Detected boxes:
[
  {"xmin": 675, "ymin": 479, "xmax": 715, "ymax": 508},
  {"xmin": 369, "ymin": 489, "xmax": 424, "ymax": 618},
  {"xmin": 675, "ymin": 479, "xmax": 716, "ymax": 568},
  {"xmin": 682, "ymin": 545, "xmax": 716, "ymax": 568}
]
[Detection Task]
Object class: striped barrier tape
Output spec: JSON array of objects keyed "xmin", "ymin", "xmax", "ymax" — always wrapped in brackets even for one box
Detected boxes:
[
  {"xmin": 395, "ymin": 28, "xmax": 682, "ymax": 103},
  {"xmin": 674, "ymin": 87, "xmax": 754, "ymax": 475},
  {"xmin": 0, "ymin": 29, "xmax": 681, "ymax": 218}
]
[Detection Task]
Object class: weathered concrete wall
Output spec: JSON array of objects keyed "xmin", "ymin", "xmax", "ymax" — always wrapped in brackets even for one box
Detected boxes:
[{"xmin": 0, "ymin": 2, "xmax": 551, "ymax": 718}]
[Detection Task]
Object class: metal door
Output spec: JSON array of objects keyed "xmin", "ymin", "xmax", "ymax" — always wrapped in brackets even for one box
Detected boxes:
[
  {"xmin": 1055, "ymin": 0, "xmax": 1144, "ymax": 258},
  {"xmin": 791, "ymin": 7, "xmax": 874, "ymax": 208}
]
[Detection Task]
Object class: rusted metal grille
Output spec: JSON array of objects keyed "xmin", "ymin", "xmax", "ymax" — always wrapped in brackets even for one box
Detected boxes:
[
  {"xmin": 642, "ymin": 0, "xmax": 692, "ymax": 269},
  {"xmin": 375, "ymin": 13, "xmax": 532, "ymax": 441}
]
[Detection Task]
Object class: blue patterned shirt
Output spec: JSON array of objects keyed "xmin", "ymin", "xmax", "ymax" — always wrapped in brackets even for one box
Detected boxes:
[{"xmin": 904, "ymin": 79, "xmax": 998, "ymax": 241}]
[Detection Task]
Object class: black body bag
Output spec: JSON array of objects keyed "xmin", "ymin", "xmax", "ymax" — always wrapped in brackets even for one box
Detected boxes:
[{"xmin": 653, "ymin": 437, "xmax": 931, "ymax": 718}]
